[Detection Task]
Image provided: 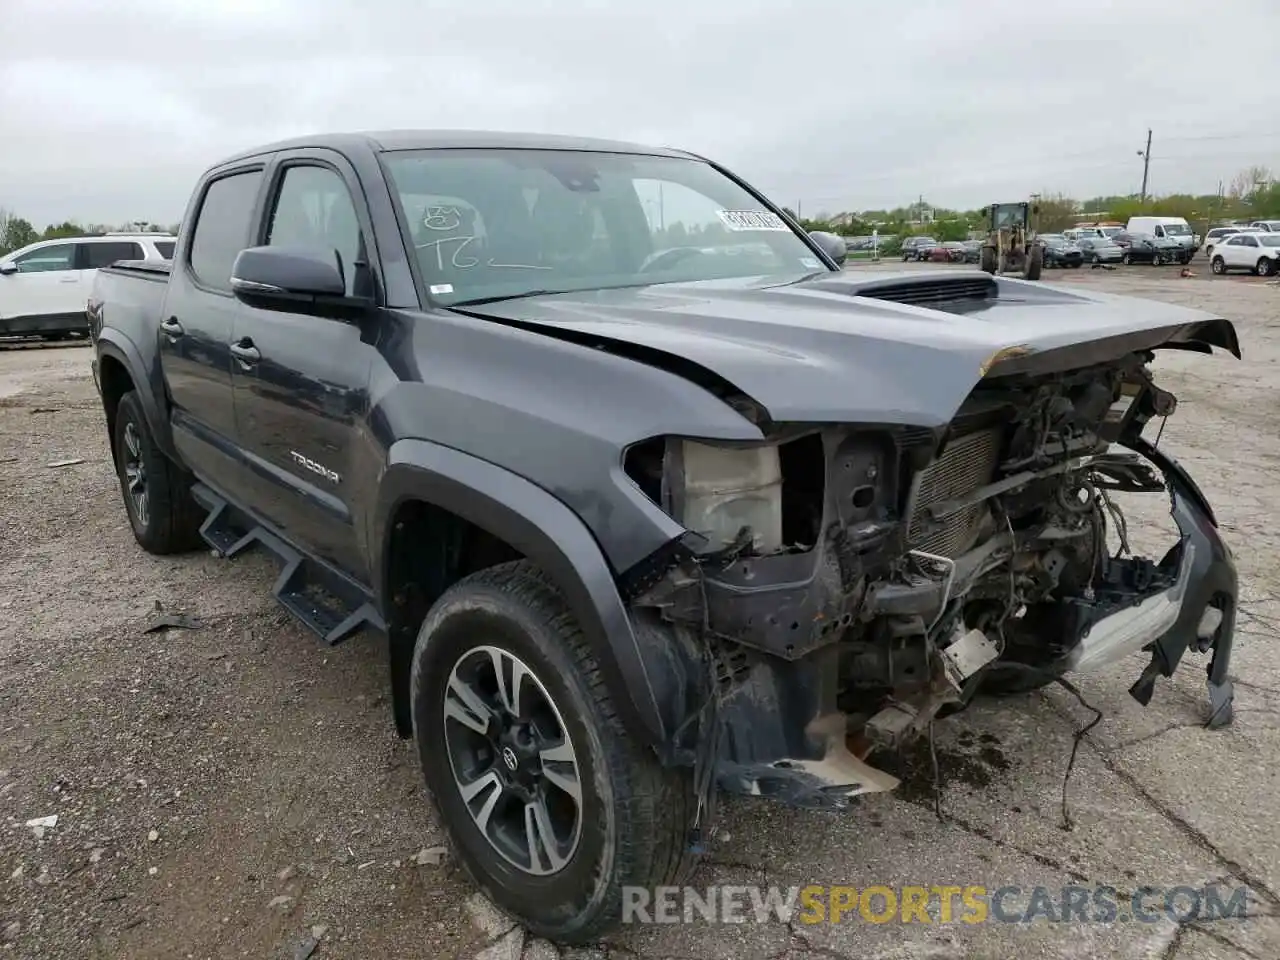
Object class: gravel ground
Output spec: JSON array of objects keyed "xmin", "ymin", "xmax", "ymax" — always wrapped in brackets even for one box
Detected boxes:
[{"xmin": 1, "ymin": 265, "xmax": 1279, "ymax": 959}]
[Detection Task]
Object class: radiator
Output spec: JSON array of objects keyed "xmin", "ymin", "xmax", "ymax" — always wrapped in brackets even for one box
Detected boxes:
[{"xmin": 906, "ymin": 428, "xmax": 1003, "ymax": 559}]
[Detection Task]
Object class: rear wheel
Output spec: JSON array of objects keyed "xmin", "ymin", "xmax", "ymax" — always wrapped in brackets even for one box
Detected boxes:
[
  {"xmin": 112, "ymin": 391, "xmax": 204, "ymax": 555},
  {"xmin": 410, "ymin": 561, "xmax": 696, "ymax": 944},
  {"xmin": 1121, "ymin": 253, "xmax": 1132, "ymax": 265},
  {"xmin": 1211, "ymin": 256, "xmax": 1227, "ymax": 275},
  {"xmin": 1257, "ymin": 257, "xmax": 1277, "ymax": 277}
]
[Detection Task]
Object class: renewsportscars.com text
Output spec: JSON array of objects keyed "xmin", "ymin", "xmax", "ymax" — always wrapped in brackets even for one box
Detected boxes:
[{"xmin": 621, "ymin": 884, "xmax": 1253, "ymax": 925}]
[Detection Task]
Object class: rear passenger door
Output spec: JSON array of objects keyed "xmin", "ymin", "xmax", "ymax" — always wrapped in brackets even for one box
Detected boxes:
[
  {"xmin": 228, "ymin": 152, "xmax": 378, "ymax": 583},
  {"xmin": 160, "ymin": 166, "xmax": 268, "ymax": 496}
]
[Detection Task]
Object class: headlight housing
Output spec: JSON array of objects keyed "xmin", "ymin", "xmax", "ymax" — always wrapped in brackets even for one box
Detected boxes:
[{"xmin": 665, "ymin": 439, "xmax": 783, "ymax": 554}]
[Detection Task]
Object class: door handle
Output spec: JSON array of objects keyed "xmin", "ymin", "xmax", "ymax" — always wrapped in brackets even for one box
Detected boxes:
[
  {"xmin": 160, "ymin": 316, "xmax": 184, "ymax": 338},
  {"xmin": 230, "ymin": 339, "xmax": 261, "ymax": 366},
  {"xmin": 59, "ymin": 276, "xmax": 80, "ymax": 284}
]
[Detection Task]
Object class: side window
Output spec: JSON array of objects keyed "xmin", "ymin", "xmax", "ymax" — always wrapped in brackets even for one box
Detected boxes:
[
  {"xmin": 1243, "ymin": 236, "xmax": 1260, "ymax": 247},
  {"xmin": 266, "ymin": 165, "xmax": 365, "ymax": 297},
  {"xmin": 1154, "ymin": 226, "xmax": 1165, "ymax": 237},
  {"xmin": 83, "ymin": 241, "xmax": 144, "ymax": 269},
  {"xmin": 189, "ymin": 170, "xmax": 264, "ymax": 292},
  {"xmin": 1226, "ymin": 236, "xmax": 1244, "ymax": 246},
  {"xmin": 153, "ymin": 241, "xmax": 175, "ymax": 260},
  {"xmin": 13, "ymin": 243, "xmax": 76, "ymax": 273}
]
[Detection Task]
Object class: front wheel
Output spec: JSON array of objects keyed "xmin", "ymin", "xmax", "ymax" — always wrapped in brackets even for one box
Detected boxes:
[
  {"xmin": 112, "ymin": 391, "xmax": 204, "ymax": 554},
  {"xmin": 1211, "ymin": 256, "xmax": 1227, "ymax": 275},
  {"xmin": 1023, "ymin": 245, "xmax": 1043, "ymax": 281},
  {"xmin": 1257, "ymin": 258, "xmax": 1277, "ymax": 277},
  {"xmin": 1121, "ymin": 253, "xmax": 1132, "ymax": 265},
  {"xmin": 979, "ymin": 246, "xmax": 997, "ymax": 274},
  {"xmin": 410, "ymin": 561, "xmax": 696, "ymax": 944}
]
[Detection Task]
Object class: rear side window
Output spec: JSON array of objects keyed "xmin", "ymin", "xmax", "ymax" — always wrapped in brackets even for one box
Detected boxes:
[
  {"xmin": 84, "ymin": 241, "xmax": 144, "ymax": 268},
  {"xmin": 188, "ymin": 170, "xmax": 264, "ymax": 291},
  {"xmin": 153, "ymin": 241, "xmax": 175, "ymax": 259}
]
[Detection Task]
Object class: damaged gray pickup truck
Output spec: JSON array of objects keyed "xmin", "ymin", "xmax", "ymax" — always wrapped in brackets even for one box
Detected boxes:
[{"xmin": 88, "ymin": 130, "xmax": 1240, "ymax": 943}]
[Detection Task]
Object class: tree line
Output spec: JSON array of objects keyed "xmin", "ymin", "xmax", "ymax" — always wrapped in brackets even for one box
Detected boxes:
[
  {"xmin": 0, "ymin": 210, "xmax": 178, "ymax": 257},
  {"xmin": 787, "ymin": 165, "xmax": 1280, "ymax": 243}
]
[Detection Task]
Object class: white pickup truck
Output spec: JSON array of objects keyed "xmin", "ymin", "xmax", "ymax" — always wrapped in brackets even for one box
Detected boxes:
[{"xmin": 0, "ymin": 233, "xmax": 175, "ymax": 340}]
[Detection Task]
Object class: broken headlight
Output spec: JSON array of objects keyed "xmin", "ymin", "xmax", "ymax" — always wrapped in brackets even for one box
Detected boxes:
[{"xmin": 664, "ymin": 439, "xmax": 783, "ymax": 554}]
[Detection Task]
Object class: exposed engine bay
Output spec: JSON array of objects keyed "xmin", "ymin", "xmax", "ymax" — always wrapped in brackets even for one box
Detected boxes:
[{"xmin": 625, "ymin": 349, "xmax": 1236, "ymax": 809}]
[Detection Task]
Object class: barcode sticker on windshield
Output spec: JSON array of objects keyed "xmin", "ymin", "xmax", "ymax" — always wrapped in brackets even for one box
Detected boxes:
[{"xmin": 717, "ymin": 210, "xmax": 789, "ymax": 232}]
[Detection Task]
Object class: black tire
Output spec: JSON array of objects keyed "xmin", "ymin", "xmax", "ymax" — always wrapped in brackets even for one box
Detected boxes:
[
  {"xmin": 1211, "ymin": 256, "xmax": 1227, "ymax": 275},
  {"xmin": 1121, "ymin": 253, "xmax": 1132, "ymax": 265},
  {"xmin": 410, "ymin": 561, "xmax": 696, "ymax": 944},
  {"xmin": 1257, "ymin": 258, "xmax": 1277, "ymax": 277},
  {"xmin": 112, "ymin": 390, "xmax": 204, "ymax": 554},
  {"xmin": 979, "ymin": 246, "xmax": 997, "ymax": 274},
  {"xmin": 1070, "ymin": 261, "xmax": 1082, "ymax": 268},
  {"xmin": 1023, "ymin": 244, "xmax": 1043, "ymax": 281},
  {"xmin": 1152, "ymin": 254, "xmax": 1163, "ymax": 266}
]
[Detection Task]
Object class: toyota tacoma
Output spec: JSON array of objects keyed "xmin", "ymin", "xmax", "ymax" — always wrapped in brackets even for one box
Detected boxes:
[{"xmin": 87, "ymin": 130, "xmax": 1240, "ymax": 943}]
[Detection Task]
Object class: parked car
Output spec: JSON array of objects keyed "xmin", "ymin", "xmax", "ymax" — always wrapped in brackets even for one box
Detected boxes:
[
  {"xmin": 1039, "ymin": 235, "xmax": 1084, "ymax": 268},
  {"xmin": 1077, "ymin": 236, "xmax": 1125, "ymax": 264},
  {"xmin": 1248, "ymin": 220, "xmax": 1280, "ymax": 233},
  {"xmin": 1112, "ymin": 232, "xmax": 1186, "ymax": 265},
  {"xmin": 959, "ymin": 239, "xmax": 983, "ymax": 263},
  {"xmin": 1210, "ymin": 232, "xmax": 1280, "ymax": 276},
  {"xmin": 0, "ymin": 233, "xmax": 174, "ymax": 339},
  {"xmin": 87, "ymin": 128, "xmax": 1243, "ymax": 944},
  {"xmin": 1067, "ymin": 225, "xmax": 1125, "ymax": 242},
  {"xmin": 1204, "ymin": 226, "xmax": 1252, "ymax": 258},
  {"xmin": 901, "ymin": 236, "xmax": 938, "ymax": 261}
]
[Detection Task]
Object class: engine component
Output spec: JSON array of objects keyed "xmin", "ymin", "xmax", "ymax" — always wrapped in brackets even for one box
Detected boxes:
[
  {"xmin": 906, "ymin": 428, "xmax": 1002, "ymax": 559},
  {"xmin": 666, "ymin": 440, "xmax": 783, "ymax": 553},
  {"xmin": 939, "ymin": 626, "xmax": 1001, "ymax": 688}
]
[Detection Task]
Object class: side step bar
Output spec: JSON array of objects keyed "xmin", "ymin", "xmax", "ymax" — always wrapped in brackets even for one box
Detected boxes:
[{"xmin": 192, "ymin": 483, "xmax": 385, "ymax": 645}]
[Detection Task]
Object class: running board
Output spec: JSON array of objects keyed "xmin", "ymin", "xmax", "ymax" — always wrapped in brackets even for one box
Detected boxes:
[{"xmin": 191, "ymin": 483, "xmax": 385, "ymax": 646}]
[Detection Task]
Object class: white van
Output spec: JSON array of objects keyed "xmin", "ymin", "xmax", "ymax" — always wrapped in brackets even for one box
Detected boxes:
[{"xmin": 1125, "ymin": 216, "xmax": 1198, "ymax": 251}]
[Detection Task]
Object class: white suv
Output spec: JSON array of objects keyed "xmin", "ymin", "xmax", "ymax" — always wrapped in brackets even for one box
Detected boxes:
[
  {"xmin": 1210, "ymin": 232, "xmax": 1280, "ymax": 277},
  {"xmin": 0, "ymin": 234, "xmax": 175, "ymax": 339}
]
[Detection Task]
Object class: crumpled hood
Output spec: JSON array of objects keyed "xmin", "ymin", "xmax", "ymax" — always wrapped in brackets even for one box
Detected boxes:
[{"xmin": 455, "ymin": 270, "xmax": 1240, "ymax": 427}]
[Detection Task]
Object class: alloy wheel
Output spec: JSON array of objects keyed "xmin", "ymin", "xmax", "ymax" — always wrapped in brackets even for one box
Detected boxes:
[
  {"xmin": 122, "ymin": 421, "xmax": 149, "ymax": 528},
  {"xmin": 442, "ymin": 645, "xmax": 583, "ymax": 876}
]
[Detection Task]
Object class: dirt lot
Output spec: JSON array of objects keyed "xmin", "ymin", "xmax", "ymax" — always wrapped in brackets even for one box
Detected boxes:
[{"xmin": 2, "ymin": 266, "xmax": 1279, "ymax": 960}]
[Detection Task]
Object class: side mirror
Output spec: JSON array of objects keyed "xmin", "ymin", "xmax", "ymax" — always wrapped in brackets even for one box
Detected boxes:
[
  {"xmin": 229, "ymin": 246, "xmax": 367, "ymax": 316},
  {"xmin": 808, "ymin": 230, "xmax": 847, "ymax": 266},
  {"xmin": 0, "ymin": 262, "xmax": 18, "ymax": 276}
]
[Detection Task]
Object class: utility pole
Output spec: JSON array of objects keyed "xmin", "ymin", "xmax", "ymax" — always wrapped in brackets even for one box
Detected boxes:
[{"xmin": 1138, "ymin": 129, "xmax": 1152, "ymax": 203}]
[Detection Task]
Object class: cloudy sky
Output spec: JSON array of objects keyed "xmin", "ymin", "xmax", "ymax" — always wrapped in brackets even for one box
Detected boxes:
[{"xmin": 2, "ymin": 0, "xmax": 1277, "ymax": 227}]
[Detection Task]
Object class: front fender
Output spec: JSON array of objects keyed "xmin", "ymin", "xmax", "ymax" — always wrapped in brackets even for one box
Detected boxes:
[
  {"xmin": 375, "ymin": 438, "xmax": 671, "ymax": 755},
  {"xmin": 94, "ymin": 332, "xmax": 179, "ymax": 462}
]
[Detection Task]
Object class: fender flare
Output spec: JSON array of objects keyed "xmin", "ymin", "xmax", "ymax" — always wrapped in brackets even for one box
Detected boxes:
[
  {"xmin": 94, "ymin": 333, "xmax": 179, "ymax": 462},
  {"xmin": 374, "ymin": 438, "xmax": 670, "ymax": 754}
]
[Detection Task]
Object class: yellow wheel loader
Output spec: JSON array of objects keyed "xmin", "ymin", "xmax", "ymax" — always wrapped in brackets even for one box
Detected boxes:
[{"xmin": 979, "ymin": 201, "xmax": 1043, "ymax": 281}]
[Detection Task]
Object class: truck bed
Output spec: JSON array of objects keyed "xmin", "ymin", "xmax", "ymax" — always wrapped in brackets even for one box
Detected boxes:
[{"xmin": 87, "ymin": 260, "xmax": 171, "ymax": 350}]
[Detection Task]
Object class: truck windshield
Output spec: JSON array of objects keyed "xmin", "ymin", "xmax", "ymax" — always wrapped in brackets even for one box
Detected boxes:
[
  {"xmin": 1163, "ymin": 224, "xmax": 1192, "ymax": 236},
  {"xmin": 381, "ymin": 148, "xmax": 825, "ymax": 305}
]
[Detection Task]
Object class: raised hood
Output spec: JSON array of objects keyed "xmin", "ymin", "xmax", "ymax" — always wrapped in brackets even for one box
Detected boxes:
[{"xmin": 453, "ymin": 271, "xmax": 1240, "ymax": 427}]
